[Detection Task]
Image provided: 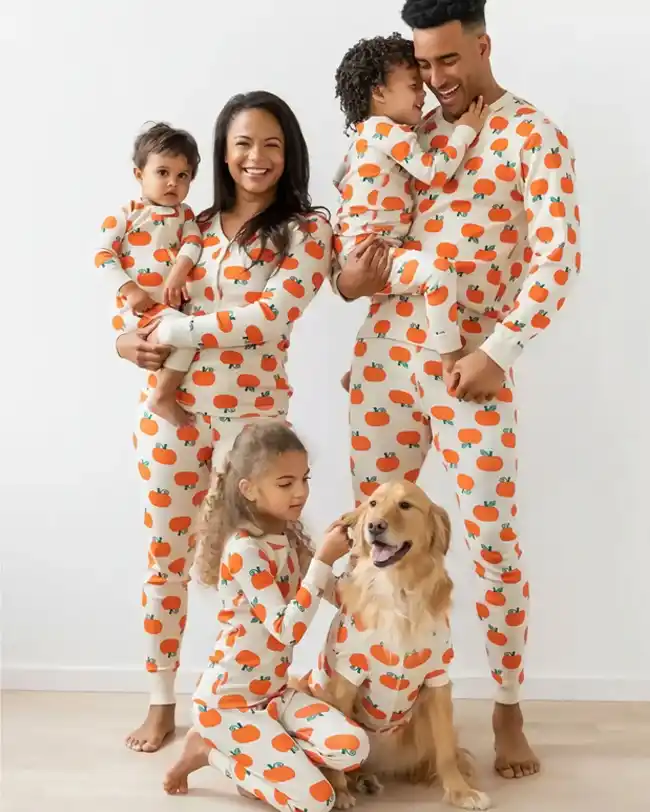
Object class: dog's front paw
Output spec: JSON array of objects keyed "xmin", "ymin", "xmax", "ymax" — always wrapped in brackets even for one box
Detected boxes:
[
  {"xmin": 444, "ymin": 788, "xmax": 492, "ymax": 810},
  {"xmin": 354, "ymin": 773, "xmax": 384, "ymax": 795},
  {"xmin": 333, "ymin": 788, "xmax": 356, "ymax": 810}
]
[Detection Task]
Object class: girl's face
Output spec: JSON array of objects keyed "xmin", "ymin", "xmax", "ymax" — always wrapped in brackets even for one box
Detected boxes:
[
  {"xmin": 240, "ymin": 450, "xmax": 310, "ymax": 530},
  {"xmin": 225, "ymin": 108, "xmax": 285, "ymax": 198}
]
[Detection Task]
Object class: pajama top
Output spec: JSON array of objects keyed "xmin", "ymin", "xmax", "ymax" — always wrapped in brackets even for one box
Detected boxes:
[
  {"xmin": 333, "ymin": 115, "xmax": 476, "ymax": 248},
  {"xmin": 195, "ymin": 529, "xmax": 333, "ymax": 710},
  {"xmin": 340, "ymin": 93, "xmax": 581, "ymax": 370},
  {"xmin": 95, "ymin": 199, "xmax": 203, "ymax": 298},
  {"xmin": 111, "ymin": 211, "xmax": 332, "ymax": 418},
  {"xmin": 309, "ymin": 600, "xmax": 453, "ymax": 734}
]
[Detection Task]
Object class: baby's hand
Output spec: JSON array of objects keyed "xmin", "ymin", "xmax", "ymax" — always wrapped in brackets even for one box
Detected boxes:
[
  {"xmin": 164, "ymin": 262, "xmax": 191, "ymax": 309},
  {"xmin": 458, "ymin": 96, "xmax": 489, "ymax": 134},
  {"xmin": 122, "ymin": 283, "xmax": 156, "ymax": 315}
]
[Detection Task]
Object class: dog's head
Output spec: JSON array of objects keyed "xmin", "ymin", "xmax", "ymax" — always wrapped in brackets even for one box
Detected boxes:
[{"xmin": 343, "ymin": 480, "xmax": 451, "ymax": 571}]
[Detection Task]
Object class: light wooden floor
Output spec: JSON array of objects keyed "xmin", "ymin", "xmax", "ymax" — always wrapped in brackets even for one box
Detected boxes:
[{"xmin": 3, "ymin": 693, "xmax": 649, "ymax": 812}]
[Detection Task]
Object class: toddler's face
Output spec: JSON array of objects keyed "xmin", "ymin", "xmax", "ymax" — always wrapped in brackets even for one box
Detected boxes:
[
  {"xmin": 134, "ymin": 151, "xmax": 192, "ymax": 206},
  {"xmin": 376, "ymin": 64, "xmax": 426, "ymax": 127}
]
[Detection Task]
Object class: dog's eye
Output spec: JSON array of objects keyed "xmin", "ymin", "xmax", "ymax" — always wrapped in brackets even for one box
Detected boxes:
[
  {"xmin": 399, "ymin": 501, "xmax": 412, "ymax": 510},
  {"xmin": 369, "ymin": 500, "xmax": 377, "ymax": 508}
]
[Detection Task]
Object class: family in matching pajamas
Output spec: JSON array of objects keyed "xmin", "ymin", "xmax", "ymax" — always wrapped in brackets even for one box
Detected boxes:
[{"xmin": 98, "ymin": 26, "xmax": 579, "ymax": 810}]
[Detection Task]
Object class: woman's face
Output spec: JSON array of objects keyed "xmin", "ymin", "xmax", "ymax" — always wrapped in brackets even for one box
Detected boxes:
[{"xmin": 225, "ymin": 108, "xmax": 285, "ymax": 197}]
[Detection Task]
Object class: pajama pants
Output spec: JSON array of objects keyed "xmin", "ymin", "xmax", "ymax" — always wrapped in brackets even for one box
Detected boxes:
[
  {"xmin": 134, "ymin": 408, "xmax": 250, "ymax": 705},
  {"xmin": 194, "ymin": 689, "xmax": 369, "ymax": 812},
  {"xmin": 348, "ymin": 337, "xmax": 528, "ymax": 704}
]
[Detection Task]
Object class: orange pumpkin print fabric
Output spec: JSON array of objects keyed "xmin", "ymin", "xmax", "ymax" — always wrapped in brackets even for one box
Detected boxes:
[
  {"xmin": 309, "ymin": 594, "xmax": 453, "ymax": 734},
  {"xmin": 190, "ymin": 529, "xmax": 369, "ymax": 809},
  {"xmin": 333, "ymin": 115, "xmax": 478, "ymax": 354},
  {"xmin": 346, "ymin": 93, "xmax": 578, "ymax": 705},
  {"xmin": 97, "ymin": 199, "xmax": 202, "ymax": 372}
]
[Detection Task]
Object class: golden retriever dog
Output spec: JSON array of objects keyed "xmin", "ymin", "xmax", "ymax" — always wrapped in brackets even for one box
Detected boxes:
[{"xmin": 298, "ymin": 481, "xmax": 491, "ymax": 810}]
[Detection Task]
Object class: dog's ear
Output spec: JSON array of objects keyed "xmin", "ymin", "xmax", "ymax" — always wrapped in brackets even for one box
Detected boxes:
[
  {"xmin": 340, "ymin": 504, "xmax": 367, "ymax": 559},
  {"xmin": 429, "ymin": 504, "xmax": 451, "ymax": 556}
]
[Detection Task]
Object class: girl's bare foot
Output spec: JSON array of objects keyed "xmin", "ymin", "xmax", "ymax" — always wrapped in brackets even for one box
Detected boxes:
[
  {"xmin": 164, "ymin": 730, "xmax": 210, "ymax": 795},
  {"xmin": 493, "ymin": 703, "xmax": 541, "ymax": 779},
  {"xmin": 148, "ymin": 393, "xmax": 194, "ymax": 428},
  {"xmin": 126, "ymin": 704, "xmax": 176, "ymax": 753}
]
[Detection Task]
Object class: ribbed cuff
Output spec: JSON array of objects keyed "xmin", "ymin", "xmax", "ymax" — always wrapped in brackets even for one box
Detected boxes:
[
  {"xmin": 494, "ymin": 679, "xmax": 521, "ymax": 706},
  {"xmin": 431, "ymin": 332, "xmax": 464, "ymax": 355},
  {"xmin": 305, "ymin": 559, "xmax": 333, "ymax": 592},
  {"xmin": 155, "ymin": 315, "xmax": 195, "ymax": 349},
  {"xmin": 149, "ymin": 669, "xmax": 177, "ymax": 706},
  {"xmin": 480, "ymin": 328, "xmax": 525, "ymax": 372}
]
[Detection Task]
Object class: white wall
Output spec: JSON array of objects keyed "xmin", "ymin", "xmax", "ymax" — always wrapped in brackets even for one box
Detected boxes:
[{"xmin": 2, "ymin": 0, "xmax": 649, "ymax": 701}]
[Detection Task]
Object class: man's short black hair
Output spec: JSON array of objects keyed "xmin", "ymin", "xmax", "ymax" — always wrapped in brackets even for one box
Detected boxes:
[
  {"xmin": 335, "ymin": 33, "xmax": 417, "ymax": 133},
  {"xmin": 401, "ymin": 0, "xmax": 487, "ymax": 30}
]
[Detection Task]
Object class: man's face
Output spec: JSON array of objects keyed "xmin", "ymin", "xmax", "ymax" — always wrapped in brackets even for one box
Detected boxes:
[{"xmin": 413, "ymin": 21, "xmax": 490, "ymax": 120}]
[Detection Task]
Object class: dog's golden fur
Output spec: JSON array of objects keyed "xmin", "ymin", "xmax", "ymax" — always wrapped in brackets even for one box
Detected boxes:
[{"xmin": 300, "ymin": 481, "xmax": 491, "ymax": 810}]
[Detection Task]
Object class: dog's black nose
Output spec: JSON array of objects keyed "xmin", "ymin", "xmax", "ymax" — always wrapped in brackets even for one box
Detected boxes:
[{"xmin": 367, "ymin": 519, "xmax": 388, "ymax": 536}]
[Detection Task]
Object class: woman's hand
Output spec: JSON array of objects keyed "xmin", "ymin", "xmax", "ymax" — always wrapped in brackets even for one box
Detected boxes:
[
  {"xmin": 337, "ymin": 235, "xmax": 391, "ymax": 300},
  {"xmin": 115, "ymin": 321, "xmax": 172, "ymax": 371}
]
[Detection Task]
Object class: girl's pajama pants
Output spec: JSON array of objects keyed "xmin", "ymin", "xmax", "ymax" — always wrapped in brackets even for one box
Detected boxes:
[{"xmin": 193, "ymin": 689, "xmax": 369, "ymax": 812}]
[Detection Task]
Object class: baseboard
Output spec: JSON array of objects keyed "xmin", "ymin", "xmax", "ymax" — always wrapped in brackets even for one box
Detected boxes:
[{"xmin": 3, "ymin": 666, "xmax": 650, "ymax": 702}]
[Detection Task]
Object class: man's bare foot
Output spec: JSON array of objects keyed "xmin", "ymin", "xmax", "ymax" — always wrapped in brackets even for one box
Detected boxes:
[
  {"xmin": 148, "ymin": 393, "xmax": 194, "ymax": 427},
  {"xmin": 164, "ymin": 730, "xmax": 210, "ymax": 794},
  {"xmin": 126, "ymin": 704, "xmax": 176, "ymax": 753},
  {"xmin": 493, "ymin": 703, "xmax": 540, "ymax": 779}
]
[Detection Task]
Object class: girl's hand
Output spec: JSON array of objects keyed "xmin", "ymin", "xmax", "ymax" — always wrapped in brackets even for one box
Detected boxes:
[{"xmin": 316, "ymin": 522, "xmax": 351, "ymax": 567}]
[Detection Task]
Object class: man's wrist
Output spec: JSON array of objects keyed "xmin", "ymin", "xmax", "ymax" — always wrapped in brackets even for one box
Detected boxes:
[{"xmin": 336, "ymin": 274, "xmax": 357, "ymax": 302}]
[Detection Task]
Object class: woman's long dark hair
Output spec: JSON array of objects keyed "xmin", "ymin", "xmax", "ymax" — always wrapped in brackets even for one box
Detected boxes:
[{"xmin": 200, "ymin": 91, "xmax": 320, "ymax": 261}]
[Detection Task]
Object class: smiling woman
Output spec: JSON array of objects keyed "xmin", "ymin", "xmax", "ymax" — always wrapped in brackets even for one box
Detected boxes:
[{"xmin": 110, "ymin": 91, "xmax": 334, "ymax": 755}]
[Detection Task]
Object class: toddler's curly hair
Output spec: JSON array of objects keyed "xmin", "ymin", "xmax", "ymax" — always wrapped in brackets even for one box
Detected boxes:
[{"xmin": 335, "ymin": 33, "xmax": 417, "ymax": 133}]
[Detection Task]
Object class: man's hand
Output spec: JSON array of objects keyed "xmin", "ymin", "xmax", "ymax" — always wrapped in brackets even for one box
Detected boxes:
[
  {"xmin": 453, "ymin": 350, "xmax": 506, "ymax": 404},
  {"xmin": 341, "ymin": 369, "xmax": 352, "ymax": 392},
  {"xmin": 440, "ymin": 348, "xmax": 467, "ymax": 395},
  {"xmin": 336, "ymin": 235, "xmax": 391, "ymax": 300},
  {"xmin": 115, "ymin": 321, "xmax": 172, "ymax": 371}
]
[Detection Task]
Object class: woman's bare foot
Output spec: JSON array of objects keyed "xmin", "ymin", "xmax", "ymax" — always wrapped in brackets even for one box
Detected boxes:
[
  {"xmin": 126, "ymin": 704, "xmax": 176, "ymax": 753},
  {"xmin": 148, "ymin": 393, "xmax": 194, "ymax": 427},
  {"xmin": 493, "ymin": 703, "xmax": 540, "ymax": 779},
  {"xmin": 164, "ymin": 730, "xmax": 210, "ymax": 795}
]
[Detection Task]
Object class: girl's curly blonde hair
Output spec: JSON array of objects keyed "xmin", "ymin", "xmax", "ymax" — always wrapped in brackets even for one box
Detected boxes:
[{"xmin": 195, "ymin": 421, "xmax": 314, "ymax": 587}]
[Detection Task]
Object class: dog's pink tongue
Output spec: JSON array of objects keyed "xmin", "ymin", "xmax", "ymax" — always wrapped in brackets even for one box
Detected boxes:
[{"xmin": 371, "ymin": 543, "xmax": 395, "ymax": 564}]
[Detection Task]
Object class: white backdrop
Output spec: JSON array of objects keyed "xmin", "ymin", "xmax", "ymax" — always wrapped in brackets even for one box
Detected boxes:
[{"xmin": 2, "ymin": 0, "xmax": 649, "ymax": 701}]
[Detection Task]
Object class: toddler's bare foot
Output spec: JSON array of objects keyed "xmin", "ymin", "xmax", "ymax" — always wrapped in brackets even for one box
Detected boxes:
[
  {"xmin": 126, "ymin": 704, "xmax": 176, "ymax": 753},
  {"xmin": 148, "ymin": 393, "xmax": 194, "ymax": 428},
  {"xmin": 164, "ymin": 730, "xmax": 210, "ymax": 794}
]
